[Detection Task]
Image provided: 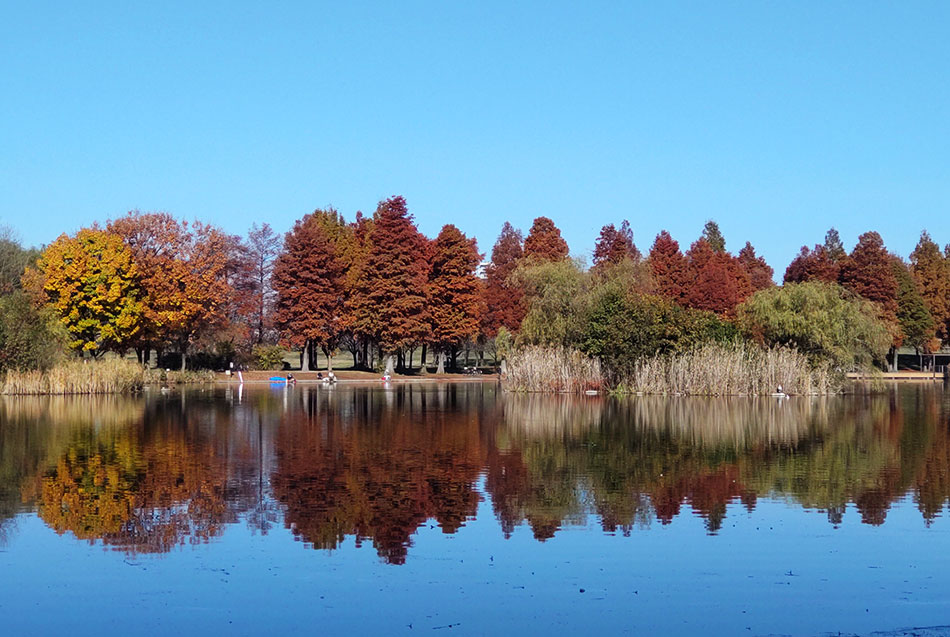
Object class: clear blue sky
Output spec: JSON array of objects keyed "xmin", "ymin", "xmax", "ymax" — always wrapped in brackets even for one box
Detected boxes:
[{"xmin": 2, "ymin": 2, "xmax": 949, "ymax": 274}]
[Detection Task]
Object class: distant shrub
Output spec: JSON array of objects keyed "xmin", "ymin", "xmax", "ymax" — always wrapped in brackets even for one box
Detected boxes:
[{"xmin": 252, "ymin": 345, "xmax": 286, "ymax": 370}]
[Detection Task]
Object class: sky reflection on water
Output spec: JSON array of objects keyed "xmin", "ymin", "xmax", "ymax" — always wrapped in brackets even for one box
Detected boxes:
[{"xmin": 2, "ymin": 382, "xmax": 950, "ymax": 635}]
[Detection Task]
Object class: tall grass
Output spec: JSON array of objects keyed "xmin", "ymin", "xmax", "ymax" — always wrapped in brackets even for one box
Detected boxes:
[
  {"xmin": 1, "ymin": 358, "xmax": 146, "ymax": 395},
  {"xmin": 503, "ymin": 346, "xmax": 606, "ymax": 393},
  {"xmin": 503, "ymin": 343, "xmax": 840, "ymax": 395},
  {"xmin": 622, "ymin": 342, "xmax": 838, "ymax": 396}
]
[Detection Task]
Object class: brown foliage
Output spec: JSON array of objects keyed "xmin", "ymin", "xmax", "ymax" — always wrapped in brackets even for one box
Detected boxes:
[
  {"xmin": 348, "ymin": 196, "xmax": 430, "ymax": 353},
  {"xmin": 523, "ymin": 216, "xmax": 569, "ymax": 262},
  {"xmin": 427, "ymin": 224, "xmax": 484, "ymax": 349},
  {"xmin": 482, "ymin": 222, "xmax": 526, "ymax": 337},
  {"xmin": 272, "ymin": 211, "xmax": 346, "ymax": 351},
  {"xmin": 648, "ymin": 231, "xmax": 688, "ymax": 304},
  {"xmin": 592, "ymin": 220, "xmax": 640, "ymax": 271}
]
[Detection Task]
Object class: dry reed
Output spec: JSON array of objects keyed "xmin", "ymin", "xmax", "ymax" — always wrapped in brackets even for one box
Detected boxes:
[
  {"xmin": 622, "ymin": 343, "xmax": 837, "ymax": 396},
  {"xmin": 503, "ymin": 343, "xmax": 839, "ymax": 396},
  {"xmin": 1, "ymin": 358, "xmax": 146, "ymax": 395},
  {"xmin": 503, "ymin": 346, "xmax": 606, "ymax": 393}
]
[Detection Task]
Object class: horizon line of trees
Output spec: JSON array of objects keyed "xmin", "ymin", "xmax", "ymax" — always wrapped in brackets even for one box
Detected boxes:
[{"xmin": 0, "ymin": 199, "xmax": 948, "ymax": 374}]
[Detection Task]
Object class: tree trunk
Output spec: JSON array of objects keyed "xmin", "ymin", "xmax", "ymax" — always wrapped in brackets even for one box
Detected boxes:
[
  {"xmin": 180, "ymin": 342, "xmax": 187, "ymax": 372},
  {"xmin": 384, "ymin": 354, "xmax": 395, "ymax": 376},
  {"xmin": 324, "ymin": 346, "xmax": 333, "ymax": 373},
  {"xmin": 420, "ymin": 344, "xmax": 428, "ymax": 375},
  {"xmin": 301, "ymin": 340, "xmax": 310, "ymax": 372},
  {"xmin": 406, "ymin": 346, "xmax": 415, "ymax": 373},
  {"xmin": 436, "ymin": 350, "xmax": 445, "ymax": 375},
  {"xmin": 136, "ymin": 348, "xmax": 143, "ymax": 364},
  {"xmin": 450, "ymin": 347, "xmax": 459, "ymax": 371},
  {"xmin": 361, "ymin": 341, "xmax": 369, "ymax": 370}
]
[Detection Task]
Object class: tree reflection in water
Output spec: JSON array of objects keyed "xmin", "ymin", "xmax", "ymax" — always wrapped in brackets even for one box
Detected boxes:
[{"xmin": 1, "ymin": 383, "xmax": 950, "ymax": 561}]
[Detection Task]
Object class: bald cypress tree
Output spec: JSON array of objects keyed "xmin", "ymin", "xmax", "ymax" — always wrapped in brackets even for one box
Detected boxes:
[
  {"xmin": 272, "ymin": 213, "xmax": 345, "ymax": 371},
  {"xmin": 523, "ymin": 217, "xmax": 568, "ymax": 262},
  {"xmin": 483, "ymin": 222, "xmax": 526, "ymax": 337},
  {"xmin": 911, "ymin": 231, "xmax": 949, "ymax": 342},
  {"xmin": 592, "ymin": 220, "xmax": 640, "ymax": 272},
  {"xmin": 648, "ymin": 231, "xmax": 688, "ymax": 304},
  {"xmin": 349, "ymin": 196, "xmax": 430, "ymax": 374},
  {"xmin": 428, "ymin": 224, "xmax": 484, "ymax": 372}
]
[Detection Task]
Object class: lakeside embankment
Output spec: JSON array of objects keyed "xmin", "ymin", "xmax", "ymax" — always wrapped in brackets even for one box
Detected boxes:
[{"xmin": 213, "ymin": 370, "xmax": 497, "ymax": 384}]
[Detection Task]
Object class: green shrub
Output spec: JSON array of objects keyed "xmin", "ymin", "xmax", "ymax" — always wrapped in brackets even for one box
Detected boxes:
[{"xmin": 252, "ymin": 344, "xmax": 286, "ymax": 370}]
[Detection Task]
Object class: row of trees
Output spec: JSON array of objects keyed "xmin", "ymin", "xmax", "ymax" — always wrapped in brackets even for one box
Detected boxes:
[{"xmin": 2, "ymin": 198, "xmax": 948, "ymax": 373}]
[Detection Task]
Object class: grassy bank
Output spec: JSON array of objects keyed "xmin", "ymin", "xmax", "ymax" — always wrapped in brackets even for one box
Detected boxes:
[
  {"xmin": 503, "ymin": 343, "xmax": 839, "ymax": 396},
  {"xmin": 1, "ymin": 359, "xmax": 147, "ymax": 395}
]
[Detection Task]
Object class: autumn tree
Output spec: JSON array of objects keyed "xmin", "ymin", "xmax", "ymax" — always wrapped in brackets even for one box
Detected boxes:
[
  {"xmin": 784, "ymin": 245, "xmax": 840, "ymax": 283},
  {"xmin": 348, "ymin": 196, "xmax": 430, "ymax": 374},
  {"xmin": 341, "ymin": 211, "xmax": 375, "ymax": 368},
  {"xmin": 272, "ymin": 212, "xmax": 346, "ymax": 371},
  {"xmin": 684, "ymin": 239, "xmax": 751, "ymax": 317},
  {"xmin": 37, "ymin": 229, "xmax": 143, "ymax": 355},
  {"xmin": 737, "ymin": 242, "xmax": 774, "ymax": 291},
  {"xmin": 427, "ymin": 225, "xmax": 484, "ymax": 372},
  {"xmin": 108, "ymin": 212, "xmax": 231, "ymax": 369},
  {"xmin": 592, "ymin": 220, "xmax": 640, "ymax": 271},
  {"xmin": 910, "ymin": 231, "xmax": 949, "ymax": 341},
  {"xmin": 648, "ymin": 231, "xmax": 688, "ymax": 304},
  {"xmin": 523, "ymin": 217, "xmax": 569, "ymax": 262},
  {"xmin": 482, "ymin": 222, "xmax": 526, "ymax": 338},
  {"xmin": 839, "ymin": 232, "xmax": 899, "ymax": 321}
]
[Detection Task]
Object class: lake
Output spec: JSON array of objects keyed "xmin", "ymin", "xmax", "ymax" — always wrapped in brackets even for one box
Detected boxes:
[{"xmin": 1, "ymin": 381, "xmax": 949, "ymax": 635}]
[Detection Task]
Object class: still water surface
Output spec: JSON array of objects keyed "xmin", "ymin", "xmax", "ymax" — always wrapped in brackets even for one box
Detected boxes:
[{"xmin": 2, "ymin": 382, "xmax": 950, "ymax": 635}]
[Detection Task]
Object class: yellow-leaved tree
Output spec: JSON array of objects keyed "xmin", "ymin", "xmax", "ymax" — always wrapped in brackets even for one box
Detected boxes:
[{"xmin": 37, "ymin": 228, "xmax": 143, "ymax": 355}]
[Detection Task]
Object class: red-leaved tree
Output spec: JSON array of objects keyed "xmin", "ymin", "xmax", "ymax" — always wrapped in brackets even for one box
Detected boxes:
[
  {"xmin": 272, "ymin": 212, "xmax": 346, "ymax": 371},
  {"xmin": 349, "ymin": 196, "xmax": 430, "ymax": 374},
  {"xmin": 523, "ymin": 217, "xmax": 568, "ymax": 262},
  {"xmin": 648, "ymin": 231, "xmax": 688, "ymax": 304},
  {"xmin": 592, "ymin": 220, "xmax": 640, "ymax": 272},
  {"xmin": 427, "ymin": 224, "xmax": 484, "ymax": 372},
  {"xmin": 482, "ymin": 222, "xmax": 526, "ymax": 338},
  {"xmin": 737, "ymin": 242, "xmax": 775, "ymax": 291}
]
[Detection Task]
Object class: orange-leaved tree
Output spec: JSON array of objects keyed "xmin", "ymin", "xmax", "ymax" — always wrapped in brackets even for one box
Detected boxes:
[
  {"xmin": 348, "ymin": 196, "xmax": 430, "ymax": 374},
  {"xmin": 523, "ymin": 216, "xmax": 568, "ymax": 262},
  {"xmin": 482, "ymin": 222, "xmax": 526, "ymax": 338},
  {"xmin": 272, "ymin": 211, "xmax": 347, "ymax": 371},
  {"xmin": 108, "ymin": 212, "xmax": 231, "ymax": 369},
  {"xmin": 911, "ymin": 230, "xmax": 949, "ymax": 342},
  {"xmin": 592, "ymin": 220, "xmax": 640, "ymax": 272},
  {"xmin": 737, "ymin": 241, "xmax": 775, "ymax": 292},
  {"xmin": 427, "ymin": 224, "xmax": 484, "ymax": 372},
  {"xmin": 37, "ymin": 228, "xmax": 143, "ymax": 355},
  {"xmin": 648, "ymin": 231, "xmax": 688, "ymax": 305}
]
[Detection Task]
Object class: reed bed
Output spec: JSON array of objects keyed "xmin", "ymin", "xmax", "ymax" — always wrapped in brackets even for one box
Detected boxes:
[
  {"xmin": 503, "ymin": 343, "xmax": 840, "ymax": 396},
  {"xmin": 503, "ymin": 346, "xmax": 606, "ymax": 393},
  {"xmin": 1, "ymin": 358, "xmax": 146, "ymax": 395},
  {"xmin": 621, "ymin": 343, "xmax": 838, "ymax": 396}
]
